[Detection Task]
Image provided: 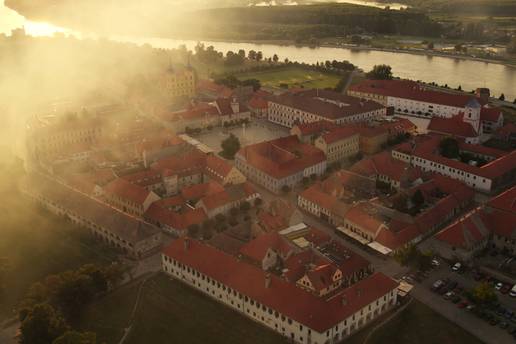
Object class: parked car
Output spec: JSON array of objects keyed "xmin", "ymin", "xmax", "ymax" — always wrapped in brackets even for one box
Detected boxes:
[
  {"xmin": 431, "ymin": 279, "xmax": 445, "ymax": 291},
  {"xmin": 505, "ymin": 310, "xmax": 514, "ymax": 319},
  {"xmin": 452, "ymin": 262, "xmax": 462, "ymax": 272},
  {"xmin": 510, "ymin": 285, "xmax": 516, "ymax": 297},
  {"xmin": 458, "ymin": 301, "xmax": 469, "ymax": 309},
  {"xmin": 431, "ymin": 259, "xmax": 440, "ymax": 267},
  {"xmin": 466, "ymin": 304, "xmax": 476, "ymax": 311},
  {"xmin": 444, "ymin": 291, "xmax": 455, "ymax": 300},
  {"xmin": 501, "ymin": 284, "xmax": 511, "ymax": 294},
  {"xmin": 495, "ymin": 282, "xmax": 503, "ymax": 291}
]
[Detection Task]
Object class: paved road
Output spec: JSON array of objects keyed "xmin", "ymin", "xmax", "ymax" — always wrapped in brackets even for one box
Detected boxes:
[{"xmin": 250, "ymin": 180, "xmax": 513, "ymax": 344}]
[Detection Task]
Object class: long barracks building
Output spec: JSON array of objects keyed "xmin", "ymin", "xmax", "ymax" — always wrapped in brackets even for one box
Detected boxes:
[{"xmin": 162, "ymin": 238, "xmax": 398, "ymax": 344}]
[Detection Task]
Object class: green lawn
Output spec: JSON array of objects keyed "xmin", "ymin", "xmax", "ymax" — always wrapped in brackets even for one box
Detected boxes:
[
  {"xmin": 79, "ymin": 273, "xmax": 286, "ymax": 344},
  {"xmin": 235, "ymin": 67, "xmax": 341, "ymax": 89},
  {"xmin": 0, "ymin": 166, "xmax": 117, "ymax": 321},
  {"xmin": 346, "ymin": 300, "xmax": 484, "ymax": 344}
]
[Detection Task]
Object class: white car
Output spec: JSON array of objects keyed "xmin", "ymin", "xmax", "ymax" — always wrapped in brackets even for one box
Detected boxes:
[
  {"xmin": 510, "ymin": 285, "xmax": 516, "ymax": 297},
  {"xmin": 431, "ymin": 259, "xmax": 440, "ymax": 267},
  {"xmin": 495, "ymin": 282, "xmax": 503, "ymax": 291},
  {"xmin": 452, "ymin": 262, "xmax": 462, "ymax": 272}
]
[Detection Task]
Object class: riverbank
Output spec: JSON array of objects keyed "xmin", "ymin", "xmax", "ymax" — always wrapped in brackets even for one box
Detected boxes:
[{"xmin": 194, "ymin": 37, "xmax": 516, "ymax": 69}]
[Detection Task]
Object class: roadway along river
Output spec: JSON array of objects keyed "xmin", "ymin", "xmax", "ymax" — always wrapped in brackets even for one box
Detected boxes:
[{"xmin": 1, "ymin": 1, "xmax": 515, "ymax": 100}]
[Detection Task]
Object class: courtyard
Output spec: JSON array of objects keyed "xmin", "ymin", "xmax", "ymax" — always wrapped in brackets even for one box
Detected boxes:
[{"xmin": 194, "ymin": 119, "xmax": 290, "ymax": 154}]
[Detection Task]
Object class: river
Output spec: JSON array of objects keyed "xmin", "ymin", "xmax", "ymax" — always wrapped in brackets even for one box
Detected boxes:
[{"xmin": 1, "ymin": 1, "xmax": 515, "ymax": 100}]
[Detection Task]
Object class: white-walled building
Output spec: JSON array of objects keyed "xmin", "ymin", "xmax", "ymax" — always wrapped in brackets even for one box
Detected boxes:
[
  {"xmin": 162, "ymin": 238, "xmax": 398, "ymax": 344},
  {"xmin": 268, "ymin": 90, "xmax": 386, "ymax": 128},
  {"xmin": 235, "ymin": 136, "xmax": 327, "ymax": 194}
]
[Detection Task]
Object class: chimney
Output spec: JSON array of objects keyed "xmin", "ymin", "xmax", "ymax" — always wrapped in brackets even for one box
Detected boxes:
[
  {"xmin": 184, "ymin": 238, "xmax": 190, "ymax": 251},
  {"xmin": 231, "ymin": 98, "xmax": 240, "ymax": 114},
  {"xmin": 265, "ymin": 273, "xmax": 272, "ymax": 288}
]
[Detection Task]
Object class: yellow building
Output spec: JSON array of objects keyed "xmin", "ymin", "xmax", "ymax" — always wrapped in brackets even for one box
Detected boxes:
[
  {"xmin": 315, "ymin": 128, "xmax": 360, "ymax": 163},
  {"xmin": 161, "ymin": 67, "xmax": 196, "ymax": 98}
]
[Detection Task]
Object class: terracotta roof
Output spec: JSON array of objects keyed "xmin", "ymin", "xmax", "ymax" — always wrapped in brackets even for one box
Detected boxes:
[
  {"xmin": 239, "ymin": 232, "xmax": 293, "ymax": 263},
  {"xmin": 435, "ymin": 208, "xmax": 491, "ymax": 249},
  {"xmin": 104, "ymin": 178, "xmax": 153, "ymax": 205},
  {"xmin": 205, "ymin": 155, "xmax": 234, "ymax": 182},
  {"xmin": 350, "ymin": 151, "xmax": 422, "ymax": 185},
  {"xmin": 237, "ymin": 136, "xmax": 326, "ymax": 179},
  {"xmin": 321, "ymin": 127, "xmax": 359, "ymax": 144},
  {"xmin": 249, "ymin": 95, "xmax": 269, "ymax": 109},
  {"xmin": 151, "ymin": 150, "xmax": 206, "ymax": 177},
  {"xmin": 199, "ymin": 182, "xmax": 257, "ymax": 211},
  {"xmin": 144, "ymin": 203, "xmax": 207, "ymax": 232},
  {"xmin": 163, "ymin": 238, "xmax": 398, "ymax": 333},
  {"xmin": 122, "ymin": 169, "xmax": 163, "ymax": 188},
  {"xmin": 24, "ymin": 175, "xmax": 160, "ymax": 244},
  {"xmin": 272, "ymin": 90, "xmax": 385, "ymax": 120},
  {"xmin": 181, "ymin": 181, "xmax": 224, "ymax": 201},
  {"xmin": 349, "ymin": 80, "xmax": 483, "ymax": 108},
  {"xmin": 293, "ymin": 120, "xmax": 338, "ymax": 136},
  {"xmin": 488, "ymin": 186, "xmax": 516, "ymax": 213},
  {"xmin": 480, "ymin": 107, "xmax": 503, "ymax": 122},
  {"xmin": 197, "ymin": 79, "xmax": 233, "ymax": 98},
  {"xmin": 428, "ymin": 113, "xmax": 478, "ymax": 138}
]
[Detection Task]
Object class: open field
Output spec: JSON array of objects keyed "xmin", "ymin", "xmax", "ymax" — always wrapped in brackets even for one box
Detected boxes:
[
  {"xmin": 235, "ymin": 67, "xmax": 341, "ymax": 90},
  {"xmin": 79, "ymin": 273, "xmax": 286, "ymax": 344},
  {"xmin": 346, "ymin": 300, "xmax": 485, "ymax": 344},
  {"xmin": 0, "ymin": 165, "xmax": 117, "ymax": 321}
]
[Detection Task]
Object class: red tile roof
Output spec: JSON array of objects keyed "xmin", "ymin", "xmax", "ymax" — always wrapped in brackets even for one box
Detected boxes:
[
  {"xmin": 237, "ymin": 136, "xmax": 326, "ymax": 179},
  {"xmin": 163, "ymin": 238, "xmax": 398, "ymax": 332},
  {"xmin": 350, "ymin": 151, "xmax": 422, "ymax": 185},
  {"xmin": 205, "ymin": 155, "xmax": 234, "ymax": 182},
  {"xmin": 272, "ymin": 90, "xmax": 385, "ymax": 120},
  {"xmin": 428, "ymin": 113, "xmax": 478, "ymax": 138},
  {"xmin": 435, "ymin": 208, "xmax": 491, "ymax": 249},
  {"xmin": 197, "ymin": 79, "xmax": 233, "ymax": 98},
  {"xmin": 104, "ymin": 178, "xmax": 153, "ymax": 205},
  {"xmin": 488, "ymin": 186, "xmax": 516, "ymax": 213},
  {"xmin": 321, "ymin": 127, "xmax": 359, "ymax": 144},
  {"xmin": 181, "ymin": 181, "xmax": 224, "ymax": 201},
  {"xmin": 122, "ymin": 169, "xmax": 163, "ymax": 188},
  {"xmin": 480, "ymin": 107, "xmax": 503, "ymax": 122},
  {"xmin": 151, "ymin": 150, "xmax": 206, "ymax": 177},
  {"xmin": 239, "ymin": 232, "xmax": 293, "ymax": 263},
  {"xmin": 349, "ymin": 80, "xmax": 483, "ymax": 108},
  {"xmin": 293, "ymin": 120, "xmax": 338, "ymax": 136}
]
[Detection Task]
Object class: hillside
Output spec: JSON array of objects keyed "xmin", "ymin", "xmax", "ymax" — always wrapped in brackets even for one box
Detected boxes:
[{"xmin": 6, "ymin": 1, "xmax": 443, "ymax": 39}]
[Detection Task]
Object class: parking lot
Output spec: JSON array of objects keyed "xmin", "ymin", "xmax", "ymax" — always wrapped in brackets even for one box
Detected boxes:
[{"xmin": 406, "ymin": 260, "xmax": 516, "ymax": 344}]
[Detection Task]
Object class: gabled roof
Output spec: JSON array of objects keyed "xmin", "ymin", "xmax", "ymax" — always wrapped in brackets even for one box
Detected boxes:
[
  {"xmin": 428, "ymin": 113, "xmax": 478, "ymax": 138},
  {"xmin": 104, "ymin": 178, "xmax": 153, "ymax": 205},
  {"xmin": 321, "ymin": 127, "xmax": 359, "ymax": 144},
  {"xmin": 435, "ymin": 208, "xmax": 492, "ymax": 249},
  {"xmin": 205, "ymin": 155, "xmax": 234, "ymax": 181},
  {"xmin": 237, "ymin": 135, "xmax": 326, "ymax": 179},
  {"xmin": 349, "ymin": 80, "xmax": 482, "ymax": 108},
  {"xmin": 163, "ymin": 238, "xmax": 398, "ymax": 333},
  {"xmin": 480, "ymin": 107, "xmax": 503, "ymax": 122},
  {"xmin": 181, "ymin": 181, "xmax": 224, "ymax": 201},
  {"xmin": 271, "ymin": 90, "xmax": 385, "ymax": 120},
  {"xmin": 488, "ymin": 186, "xmax": 516, "ymax": 213},
  {"xmin": 239, "ymin": 232, "xmax": 293, "ymax": 263},
  {"xmin": 293, "ymin": 120, "xmax": 338, "ymax": 136}
]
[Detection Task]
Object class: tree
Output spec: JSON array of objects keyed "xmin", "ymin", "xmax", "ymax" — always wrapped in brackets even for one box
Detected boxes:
[
  {"xmin": 472, "ymin": 282, "xmax": 497, "ymax": 304},
  {"xmin": 439, "ymin": 137, "xmax": 459, "ymax": 159},
  {"xmin": 248, "ymin": 50, "xmax": 257, "ymax": 60},
  {"xmin": 273, "ymin": 54, "xmax": 279, "ymax": 63},
  {"xmin": 302, "ymin": 176, "xmax": 310, "ymax": 187},
  {"xmin": 220, "ymin": 134, "xmax": 241, "ymax": 160},
  {"xmin": 366, "ymin": 64, "xmax": 393, "ymax": 80},
  {"xmin": 20, "ymin": 304, "xmax": 69, "ymax": 344},
  {"xmin": 240, "ymin": 201, "xmax": 251, "ymax": 212},
  {"xmin": 215, "ymin": 214, "xmax": 226, "ymax": 224},
  {"xmin": 230, "ymin": 207, "xmax": 239, "ymax": 217},
  {"xmin": 53, "ymin": 331, "xmax": 97, "ymax": 344},
  {"xmin": 411, "ymin": 189, "xmax": 425, "ymax": 207},
  {"xmin": 187, "ymin": 224, "xmax": 199, "ymax": 238},
  {"xmin": 499, "ymin": 93, "xmax": 505, "ymax": 101},
  {"xmin": 281, "ymin": 185, "xmax": 291, "ymax": 194},
  {"xmin": 238, "ymin": 49, "xmax": 246, "ymax": 59},
  {"xmin": 427, "ymin": 42, "xmax": 434, "ymax": 50},
  {"xmin": 54, "ymin": 272, "xmax": 96, "ymax": 319},
  {"xmin": 254, "ymin": 198, "xmax": 263, "ymax": 207},
  {"xmin": 241, "ymin": 78, "xmax": 261, "ymax": 91},
  {"xmin": 256, "ymin": 51, "xmax": 263, "ymax": 61}
]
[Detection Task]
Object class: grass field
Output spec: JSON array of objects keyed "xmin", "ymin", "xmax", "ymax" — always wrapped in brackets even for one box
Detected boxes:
[
  {"xmin": 0, "ymin": 166, "xmax": 117, "ymax": 321},
  {"xmin": 79, "ymin": 273, "xmax": 286, "ymax": 344},
  {"xmin": 346, "ymin": 300, "xmax": 484, "ymax": 344},
  {"xmin": 235, "ymin": 67, "xmax": 341, "ymax": 89}
]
